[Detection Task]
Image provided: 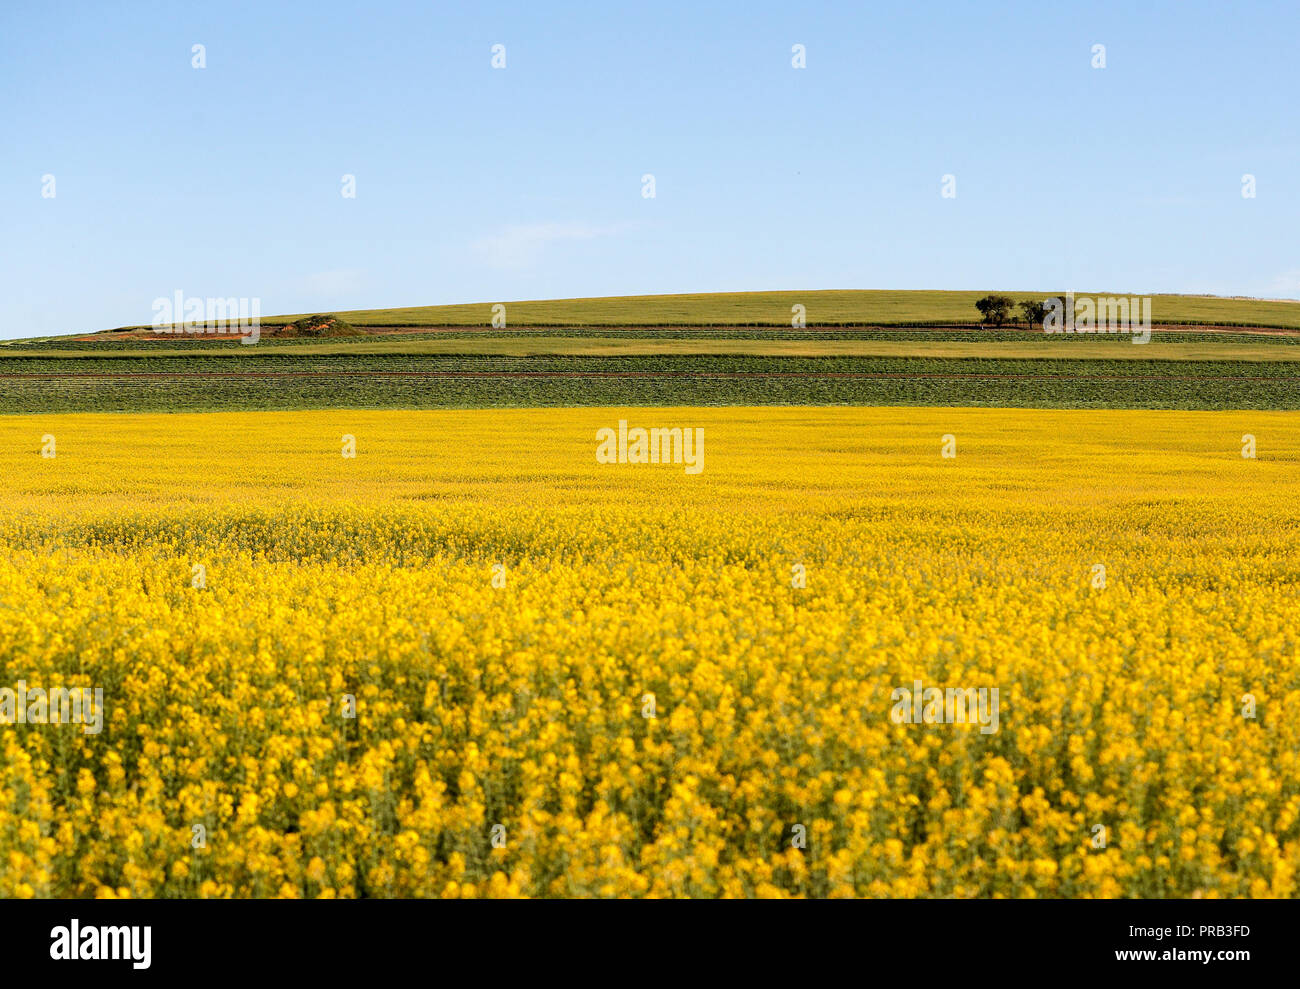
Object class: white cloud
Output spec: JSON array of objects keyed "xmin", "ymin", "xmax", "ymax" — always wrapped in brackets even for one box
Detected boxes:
[{"xmin": 472, "ymin": 222, "xmax": 621, "ymax": 268}]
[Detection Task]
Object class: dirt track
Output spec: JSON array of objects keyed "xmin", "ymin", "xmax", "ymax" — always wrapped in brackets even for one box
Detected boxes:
[
  {"xmin": 73, "ymin": 323, "xmax": 1300, "ymax": 343},
  {"xmin": 5, "ymin": 371, "xmax": 1295, "ymax": 381}
]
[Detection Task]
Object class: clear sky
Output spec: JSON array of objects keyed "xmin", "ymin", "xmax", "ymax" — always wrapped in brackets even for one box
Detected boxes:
[{"xmin": 3, "ymin": 0, "xmax": 1298, "ymax": 337}]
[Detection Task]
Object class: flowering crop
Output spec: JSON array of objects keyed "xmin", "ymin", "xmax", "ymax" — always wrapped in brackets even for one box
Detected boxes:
[{"xmin": 1, "ymin": 408, "xmax": 1297, "ymax": 898}]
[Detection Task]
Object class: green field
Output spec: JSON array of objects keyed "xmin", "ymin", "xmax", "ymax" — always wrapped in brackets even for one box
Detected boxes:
[{"xmin": 4, "ymin": 353, "xmax": 1298, "ymax": 413}]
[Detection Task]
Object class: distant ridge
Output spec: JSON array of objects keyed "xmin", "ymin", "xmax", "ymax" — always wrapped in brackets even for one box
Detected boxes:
[{"xmin": 248, "ymin": 290, "xmax": 1300, "ymax": 332}]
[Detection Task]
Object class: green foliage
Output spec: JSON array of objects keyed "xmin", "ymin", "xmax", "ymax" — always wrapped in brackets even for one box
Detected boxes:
[
  {"xmin": 1020, "ymin": 299, "xmax": 1049, "ymax": 330},
  {"xmin": 975, "ymin": 295, "xmax": 1017, "ymax": 327},
  {"xmin": 287, "ymin": 314, "xmax": 359, "ymax": 337},
  {"xmin": 1, "ymin": 354, "xmax": 1296, "ymax": 412}
]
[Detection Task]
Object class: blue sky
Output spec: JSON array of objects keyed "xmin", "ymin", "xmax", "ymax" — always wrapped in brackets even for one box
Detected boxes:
[{"xmin": 2, "ymin": 0, "xmax": 1298, "ymax": 337}]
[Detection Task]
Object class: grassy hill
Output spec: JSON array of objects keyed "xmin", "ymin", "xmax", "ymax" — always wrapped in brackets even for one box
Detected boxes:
[{"xmin": 265, "ymin": 290, "xmax": 1300, "ymax": 329}]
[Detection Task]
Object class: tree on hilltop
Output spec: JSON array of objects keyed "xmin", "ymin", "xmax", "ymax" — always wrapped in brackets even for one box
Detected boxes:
[
  {"xmin": 1020, "ymin": 299, "xmax": 1048, "ymax": 331},
  {"xmin": 974, "ymin": 295, "xmax": 1016, "ymax": 327}
]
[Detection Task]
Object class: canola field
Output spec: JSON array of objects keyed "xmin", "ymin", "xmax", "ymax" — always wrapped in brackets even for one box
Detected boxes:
[{"xmin": 1, "ymin": 407, "xmax": 1298, "ymax": 898}]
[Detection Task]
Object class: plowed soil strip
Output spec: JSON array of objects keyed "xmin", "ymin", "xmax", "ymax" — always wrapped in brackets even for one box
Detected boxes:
[{"xmin": 5, "ymin": 371, "xmax": 1296, "ymax": 382}]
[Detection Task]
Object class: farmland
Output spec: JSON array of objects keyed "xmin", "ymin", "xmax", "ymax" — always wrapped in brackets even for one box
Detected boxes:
[
  {"xmin": 1, "ymin": 351, "xmax": 1298, "ymax": 413},
  {"xmin": 1, "ymin": 290, "xmax": 1293, "ymax": 415},
  {"xmin": 3, "ymin": 314, "xmax": 1300, "ymax": 413},
  {"xmin": 2, "ymin": 407, "xmax": 1298, "ymax": 898}
]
